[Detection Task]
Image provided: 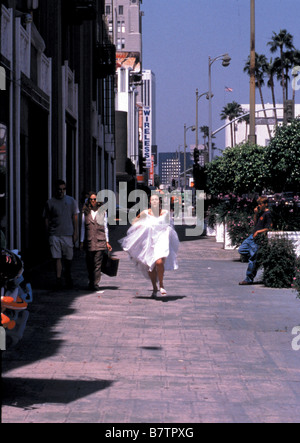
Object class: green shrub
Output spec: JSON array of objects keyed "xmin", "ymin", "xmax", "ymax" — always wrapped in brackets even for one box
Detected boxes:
[
  {"xmin": 292, "ymin": 257, "xmax": 300, "ymax": 299},
  {"xmin": 258, "ymin": 236, "xmax": 297, "ymax": 288}
]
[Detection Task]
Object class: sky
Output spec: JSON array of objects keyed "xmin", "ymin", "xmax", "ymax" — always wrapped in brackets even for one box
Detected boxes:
[{"xmin": 141, "ymin": 0, "xmax": 300, "ymax": 154}]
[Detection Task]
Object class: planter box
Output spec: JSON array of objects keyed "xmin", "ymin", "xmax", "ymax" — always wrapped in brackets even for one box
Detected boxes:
[
  {"xmin": 216, "ymin": 222, "xmax": 225, "ymax": 243},
  {"xmin": 224, "ymin": 224, "xmax": 238, "ymax": 250},
  {"xmin": 206, "ymin": 224, "xmax": 216, "ymax": 237},
  {"xmin": 268, "ymin": 231, "xmax": 300, "ymax": 256}
]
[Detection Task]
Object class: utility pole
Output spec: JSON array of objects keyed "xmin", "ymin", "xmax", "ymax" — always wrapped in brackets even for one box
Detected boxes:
[{"xmin": 249, "ymin": 0, "xmax": 257, "ymax": 144}]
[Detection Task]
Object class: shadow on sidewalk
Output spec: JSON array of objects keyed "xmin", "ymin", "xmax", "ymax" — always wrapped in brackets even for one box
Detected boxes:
[
  {"xmin": 2, "ymin": 249, "xmax": 117, "ymax": 374},
  {"xmin": 135, "ymin": 295, "xmax": 187, "ymax": 303},
  {"xmin": 2, "ymin": 377, "xmax": 114, "ymax": 409}
]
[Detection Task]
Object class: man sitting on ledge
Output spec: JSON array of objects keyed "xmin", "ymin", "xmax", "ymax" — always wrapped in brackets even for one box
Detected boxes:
[{"xmin": 238, "ymin": 196, "xmax": 273, "ymax": 286}]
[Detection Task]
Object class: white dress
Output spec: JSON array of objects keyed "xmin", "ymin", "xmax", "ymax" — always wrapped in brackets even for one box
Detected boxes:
[{"xmin": 120, "ymin": 211, "xmax": 179, "ymax": 279}]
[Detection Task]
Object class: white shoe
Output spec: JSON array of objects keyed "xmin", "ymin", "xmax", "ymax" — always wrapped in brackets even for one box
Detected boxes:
[{"xmin": 160, "ymin": 287, "xmax": 167, "ymax": 296}]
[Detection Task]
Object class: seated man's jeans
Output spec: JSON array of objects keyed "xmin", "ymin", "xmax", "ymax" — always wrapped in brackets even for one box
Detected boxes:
[{"xmin": 238, "ymin": 234, "xmax": 259, "ymax": 283}]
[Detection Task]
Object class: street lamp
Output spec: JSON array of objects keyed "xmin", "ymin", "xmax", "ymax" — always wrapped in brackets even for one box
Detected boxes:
[
  {"xmin": 208, "ymin": 53, "xmax": 231, "ymax": 162},
  {"xmin": 195, "ymin": 89, "xmax": 210, "ymax": 153},
  {"xmin": 184, "ymin": 124, "xmax": 196, "ymax": 190}
]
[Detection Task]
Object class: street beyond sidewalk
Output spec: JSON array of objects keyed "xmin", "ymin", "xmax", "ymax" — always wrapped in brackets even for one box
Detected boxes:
[{"xmin": 1, "ymin": 225, "xmax": 300, "ymax": 423}]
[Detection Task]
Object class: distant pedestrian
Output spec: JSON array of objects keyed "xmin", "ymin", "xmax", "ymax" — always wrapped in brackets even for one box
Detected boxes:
[
  {"xmin": 80, "ymin": 192, "xmax": 112, "ymax": 291},
  {"xmin": 239, "ymin": 196, "xmax": 273, "ymax": 285},
  {"xmin": 120, "ymin": 194, "xmax": 179, "ymax": 297},
  {"xmin": 43, "ymin": 180, "xmax": 79, "ymax": 289}
]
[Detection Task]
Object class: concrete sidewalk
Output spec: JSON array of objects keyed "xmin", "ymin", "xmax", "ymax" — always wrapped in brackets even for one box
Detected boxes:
[{"xmin": 1, "ymin": 226, "xmax": 300, "ymax": 423}]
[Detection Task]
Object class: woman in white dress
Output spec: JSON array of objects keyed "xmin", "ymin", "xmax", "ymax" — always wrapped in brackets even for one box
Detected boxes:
[{"xmin": 120, "ymin": 194, "xmax": 179, "ymax": 297}]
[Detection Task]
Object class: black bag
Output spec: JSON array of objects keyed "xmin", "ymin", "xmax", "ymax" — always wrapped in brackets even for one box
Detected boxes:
[{"xmin": 102, "ymin": 252, "xmax": 119, "ymax": 277}]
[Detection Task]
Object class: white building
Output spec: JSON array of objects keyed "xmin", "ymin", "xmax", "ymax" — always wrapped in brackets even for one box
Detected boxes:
[
  {"xmin": 225, "ymin": 104, "xmax": 300, "ymax": 147},
  {"xmin": 105, "ymin": 0, "xmax": 143, "ymax": 174}
]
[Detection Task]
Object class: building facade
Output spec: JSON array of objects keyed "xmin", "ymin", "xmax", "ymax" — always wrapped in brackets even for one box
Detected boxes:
[
  {"xmin": 104, "ymin": 0, "xmax": 143, "ymax": 54},
  {"xmin": 159, "ymin": 152, "xmax": 194, "ymax": 188},
  {"xmin": 225, "ymin": 104, "xmax": 300, "ymax": 148},
  {"xmin": 0, "ymin": 0, "xmax": 116, "ymax": 262},
  {"xmin": 105, "ymin": 0, "xmax": 145, "ymax": 187}
]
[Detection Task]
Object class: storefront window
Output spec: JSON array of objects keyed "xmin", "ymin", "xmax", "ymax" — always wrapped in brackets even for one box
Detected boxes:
[{"xmin": 0, "ymin": 123, "xmax": 7, "ymax": 247}]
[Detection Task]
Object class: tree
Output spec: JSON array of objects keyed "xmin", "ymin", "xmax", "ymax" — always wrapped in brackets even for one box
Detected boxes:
[
  {"xmin": 200, "ymin": 125, "xmax": 209, "ymax": 148},
  {"xmin": 220, "ymin": 101, "xmax": 243, "ymax": 147},
  {"xmin": 206, "ymin": 120, "xmax": 300, "ymax": 197},
  {"xmin": 238, "ymin": 112, "xmax": 250, "ymax": 142},
  {"xmin": 268, "ymin": 29, "xmax": 295, "ymax": 106},
  {"xmin": 205, "ymin": 155, "xmax": 233, "ymax": 196},
  {"xmin": 266, "ymin": 119, "xmax": 300, "ymax": 193},
  {"xmin": 205, "ymin": 142, "xmax": 267, "ymax": 196},
  {"xmin": 265, "ymin": 57, "xmax": 278, "ymax": 125},
  {"xmin": 244, "ymin": 53, "xmax": 272, "ymax": 139}
]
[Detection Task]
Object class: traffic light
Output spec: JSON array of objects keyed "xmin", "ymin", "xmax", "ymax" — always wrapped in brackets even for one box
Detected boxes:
[
  {"xmin": 193, "ymin": 148, "xmax": 200, "ymax": 164},
  {"xmin": 193, "ymin": 163, "xmax": 206, "ymax": 190},
  {"xmin": 284, "ymin": 100, "xmax": 295, "ymax": 123}
]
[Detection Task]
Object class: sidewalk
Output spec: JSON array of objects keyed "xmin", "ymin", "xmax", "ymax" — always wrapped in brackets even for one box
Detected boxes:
[{"xmin": 2, "ymin": 225, "xmax": 300, "ymax": 423}]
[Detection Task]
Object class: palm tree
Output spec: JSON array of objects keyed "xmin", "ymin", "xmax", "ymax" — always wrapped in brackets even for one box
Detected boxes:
[
  {"xmin": 238, "ymin": 112, "xmax": 250, "ymax": 142},
  {"xmin": 200, "ymin": 125, "xmax": 209, "ymax": 147},
  {"xmin": 268, "ymin": 29, "xmax": 295, "ymax": 106},
  {"xmin": 265, "ymin": 58, "xmax": 278, "ymax": 125},
  {"xmin": 200, "ymin": 125, "xmax": 217, "ymax": 153},
  {"xmin": 220, "ymin": 101, "xmax": 243, "ymax": 147},
  {"xmin": 244, "ymin": 53, "xmax": 272, "ymax": 139}
]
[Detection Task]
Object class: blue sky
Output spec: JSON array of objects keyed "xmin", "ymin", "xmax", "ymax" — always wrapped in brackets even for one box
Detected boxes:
[{"xmin": 141, "ymin": 0, "xmax": 300, "ymax": 153}]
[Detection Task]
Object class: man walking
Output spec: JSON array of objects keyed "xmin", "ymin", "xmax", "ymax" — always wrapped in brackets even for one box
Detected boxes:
[
  {"xmin": 239, "ymin": 196, "xmax": 273, "ymax": 286},
  {"xmin": 44, "ymin": 180, "xmax": 79, "ymax": 289}
]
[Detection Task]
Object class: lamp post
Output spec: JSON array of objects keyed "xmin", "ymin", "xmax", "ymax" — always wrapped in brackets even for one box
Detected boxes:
[
  {"xmin": 208, "ymin": 53, "xmax": 231, "ymax": 162},
  {"xmin": 184, "ymin": 124, "xmax": 196, "ymax": 190},
  {"xmin": 196, "ymin": 89, "xmax": 210, "ymax": 152}
]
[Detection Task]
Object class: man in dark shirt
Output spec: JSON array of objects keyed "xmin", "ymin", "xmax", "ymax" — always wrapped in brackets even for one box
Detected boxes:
[{"xmin": 239, "ymin": 196, "xmax": 273, "ymax": 285}]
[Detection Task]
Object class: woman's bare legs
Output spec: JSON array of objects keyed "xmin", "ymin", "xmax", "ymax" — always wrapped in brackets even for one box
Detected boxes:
[
  {"xmin": 149, "ymin": 258, "xmax": 166, "ymax": 296},
  {"xmin": 156, "ymin": 258, "xmax": 165, "ymax": 290},
  {"xmin": 149, "ymin": 267, "xmax": 158, "ymax": 295}
]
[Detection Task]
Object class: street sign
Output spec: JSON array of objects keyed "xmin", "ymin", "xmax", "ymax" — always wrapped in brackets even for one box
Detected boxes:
[{"xmin": 256, "ymin": 117, "xmax": 276, "ymax": 125}]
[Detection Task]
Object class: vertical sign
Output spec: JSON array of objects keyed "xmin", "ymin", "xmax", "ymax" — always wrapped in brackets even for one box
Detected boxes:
[
  {"xmin": 149, "ymin": 155, "xmax": 154, "ymax": 186},
  {"xmin": 143, "ymin": 107, "xmax": 152, "ymax": 169}
]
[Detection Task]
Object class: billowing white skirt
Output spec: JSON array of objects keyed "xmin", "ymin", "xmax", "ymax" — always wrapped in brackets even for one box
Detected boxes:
[{"xmin": 120, "ymin": 217, "xmax": 179, "ymax": 279}]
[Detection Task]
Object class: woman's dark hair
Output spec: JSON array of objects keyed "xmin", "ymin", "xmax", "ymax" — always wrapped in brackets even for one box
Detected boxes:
[{"xmin": 82, "ymin": 191, "xmax": 101, "ymax": 215}]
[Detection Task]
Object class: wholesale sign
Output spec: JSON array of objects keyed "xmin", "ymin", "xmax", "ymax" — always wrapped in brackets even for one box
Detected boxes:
[{"xmin": 143, "ymin": 107, "xmax": 152, "ymax": 169}]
